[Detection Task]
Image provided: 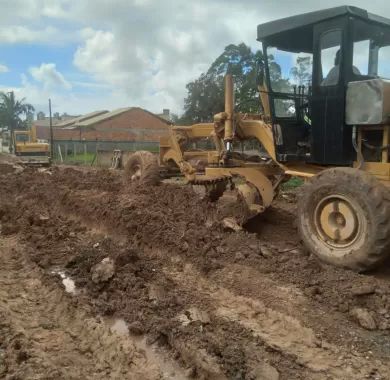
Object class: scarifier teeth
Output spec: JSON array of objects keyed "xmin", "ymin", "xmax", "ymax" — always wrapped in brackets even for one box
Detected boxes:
[{"xmin": 189, "ymin": 176, "xmax": 231, "ymax": 186}]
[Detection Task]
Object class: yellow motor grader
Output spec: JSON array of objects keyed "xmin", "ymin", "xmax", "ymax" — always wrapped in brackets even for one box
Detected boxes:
[{"xmin": 124, "ymin": 6, "xmax": 390, "ymax": 272}]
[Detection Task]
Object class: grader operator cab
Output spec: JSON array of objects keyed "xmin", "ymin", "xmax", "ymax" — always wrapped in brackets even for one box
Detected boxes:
[{"xmin": 124, "ymin": 6, "xmax": 390, "ymax": 272}]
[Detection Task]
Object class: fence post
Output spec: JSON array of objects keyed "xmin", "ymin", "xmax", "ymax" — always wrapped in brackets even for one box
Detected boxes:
[
  {"xmin": 84, "ymin": 142, "xmax": 87, "ymax": 165},
  {"xmin": 58, "ymin": 144, "xmax": 63, "ymax": 163},
  {"xmin": 94, "ymin": 141, "xmax": 99, "ymax": 167}
]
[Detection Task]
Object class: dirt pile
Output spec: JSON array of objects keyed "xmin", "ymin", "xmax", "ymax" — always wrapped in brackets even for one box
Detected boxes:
[{"xmin": 1, "ymin": 166, "xmax": 390, "ymax": 379}]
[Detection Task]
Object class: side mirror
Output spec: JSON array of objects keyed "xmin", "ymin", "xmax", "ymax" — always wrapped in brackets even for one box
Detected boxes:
[{"xmin": 256, "ymin": 61, "xmax": 265, "ymax": 86}]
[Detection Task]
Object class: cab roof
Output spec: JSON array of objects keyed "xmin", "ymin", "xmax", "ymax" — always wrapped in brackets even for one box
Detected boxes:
[{"xmin": 257, "ymin": 6, "xmax": 390, "ymax": 52}]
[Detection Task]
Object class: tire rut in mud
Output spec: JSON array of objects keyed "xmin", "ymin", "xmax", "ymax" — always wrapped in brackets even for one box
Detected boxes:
[
  {"xmin": 0, "ymin": 238, "xmax": 161, "ymax": 380},
  {"xmin": 1, "ymin": 165, "xmax": 390, "ymax": 379}
]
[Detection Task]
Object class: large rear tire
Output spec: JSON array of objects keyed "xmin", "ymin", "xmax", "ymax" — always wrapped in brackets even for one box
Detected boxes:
[
  {"xmin": 124, "ymin": 151, "xmax": 160, "ymax": 186},
  {"xmin": 297, "ymin": 168, "xmax": 390, "ymax": 272}
]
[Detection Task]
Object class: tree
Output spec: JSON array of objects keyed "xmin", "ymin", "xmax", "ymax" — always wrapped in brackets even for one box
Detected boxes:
[
  {"xmin": 179, "ymin": 43, "xmax": 288, "ymax": 124},
  {"xmin": 180, "ymin": 73, "xmax": 224, "ymax": 124},
  {"xmin": 37, "ymin": 111, "xmax": 46, "ymax": 120},
  {"xmin": 0, "ymin": 92, "xmax": 35, "ymax": 131},
  {"xmin": 208, "ymin": 43, "xmax": 263, "ymax": 113},
  {"xmin": 290, "ymin": 56, "xmax": 312, "ymax": 86}
]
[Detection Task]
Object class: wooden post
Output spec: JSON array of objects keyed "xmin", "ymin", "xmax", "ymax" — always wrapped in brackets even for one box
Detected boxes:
[
  {"xmin": 93, "ymin": 141, "xmax": 99, "ymax": 167},
  {"xmin": 84, "ymin": 142, "xmax": 87, "ymax": 165},
  {"xmin": 58, "ymin": 144, "xmax": 63, "ymax": 163},
  {"xmin": 382, "ymin": 126, "xmax": 389, "ymax": 163},
  {"xmin": 49, "ymin": 99, "xmax": 54, "ymax": 159}
]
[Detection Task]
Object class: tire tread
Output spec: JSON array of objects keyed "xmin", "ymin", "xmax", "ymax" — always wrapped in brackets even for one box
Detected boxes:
[{"xmin": 297, "ymin": 168, "xmax": 390, "ymax": 272}]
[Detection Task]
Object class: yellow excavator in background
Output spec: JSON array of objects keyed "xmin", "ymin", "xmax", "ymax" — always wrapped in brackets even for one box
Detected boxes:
[{"xmin": 12, "ymin": 125, "xmax": 50, "ymax": 165}]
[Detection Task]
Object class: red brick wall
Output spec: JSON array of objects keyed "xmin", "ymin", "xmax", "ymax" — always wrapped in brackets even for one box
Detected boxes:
[{"xmin": 35, "ymin": 108, "xmax": 170, "ymax": 142}]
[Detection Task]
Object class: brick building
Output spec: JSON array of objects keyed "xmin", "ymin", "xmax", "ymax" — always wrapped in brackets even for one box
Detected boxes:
[{"xmin": 34, "ymin": 107, "xmax": 171, "ymax": 153}]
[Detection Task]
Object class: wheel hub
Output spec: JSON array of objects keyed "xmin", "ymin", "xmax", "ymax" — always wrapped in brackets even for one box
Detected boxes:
[
  {"xmin": 314, "ymin": 196, "xmax": 360, "ymax": 248},
  {"xmin": 131, "ymin": 165, "xmax": 142, "ymax": 181}
]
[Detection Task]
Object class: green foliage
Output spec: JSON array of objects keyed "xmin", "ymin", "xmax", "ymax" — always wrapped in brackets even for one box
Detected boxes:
[
  {"xmin": 281, "ymin": 177, "xmax": 304, "ymax": 191},
  {"xmin": 0, "ymin": 92, "xmax": 35, "ymax": 131},
  {"xmin": 178, "ymin": 43, "xmax": 289, "ymax": 124},
  {"xmin": 290, "ymin": 56, "xmax": 312, "ymax": 86},
  {"xmin": 267, "ymin": 54, "xmax": 292, "ymax": 93},
  {"xmin": 179, "ymin": 73, "xmax": 224, "ymax": 124}
]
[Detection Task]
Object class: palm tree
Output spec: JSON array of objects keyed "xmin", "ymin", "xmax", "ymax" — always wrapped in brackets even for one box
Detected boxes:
[{"xmin": 0, "ymin": 91, "xmax": 35, "ymax": 152}]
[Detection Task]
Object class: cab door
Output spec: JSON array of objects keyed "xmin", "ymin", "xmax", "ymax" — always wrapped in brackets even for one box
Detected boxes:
[{"xmin": 311, "ymin": 19, "xmax": 354, "ymax": 165}]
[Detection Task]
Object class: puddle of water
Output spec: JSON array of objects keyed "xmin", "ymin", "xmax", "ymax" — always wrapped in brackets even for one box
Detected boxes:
[
  {"xmin": 108, "ymin": 318, "xmax": 187, "ymax": 380},
  {"xmin": 51, "ymin": 270, "xmax": 77, "ymax": 294}
]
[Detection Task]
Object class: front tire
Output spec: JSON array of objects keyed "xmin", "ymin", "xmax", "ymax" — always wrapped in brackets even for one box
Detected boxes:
[
  {"xmin": 124, "ymin": 151, "xmax": 160, "ymax": 186},
  {"xmin": 297, "ymin": 168, "xmax": 390, "ymax": 272}
]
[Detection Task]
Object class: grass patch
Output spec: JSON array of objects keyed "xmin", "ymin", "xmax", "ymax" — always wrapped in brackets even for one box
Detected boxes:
[
  {"xmin": 55, "ymin": 152, "xmax": 96, "ymax": 166},
  {"xmin": 281, "ymin": 176, "xmax": 304, "ymax": 191}
]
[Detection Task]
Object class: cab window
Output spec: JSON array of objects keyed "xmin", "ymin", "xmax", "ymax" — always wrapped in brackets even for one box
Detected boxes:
[
  {"xmin": 378, "ymin": 46, "xmax": 390, "ymax": 79},
  {"xmin": 266, "ymin": 46, "xmax": 312, "ymax": 118},
  {"xmin": 320, "ymin": 30, "xmax": 342, "ymax": 86},
  {"xmin": 352, "ymin": 19, "xmax": 390, "ymax": 80},
  {"xmin": 353, "ymin": 40, "xmax": 369, "ymax": 75},
  {"xmin": 15, "ymin": 134, "xmax": 29, "ymax": 142}
]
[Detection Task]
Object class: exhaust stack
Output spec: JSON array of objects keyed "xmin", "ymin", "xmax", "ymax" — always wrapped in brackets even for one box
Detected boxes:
[{"xmin": 224, "ymin": 74, "xmax": 234, "ymax": 142}]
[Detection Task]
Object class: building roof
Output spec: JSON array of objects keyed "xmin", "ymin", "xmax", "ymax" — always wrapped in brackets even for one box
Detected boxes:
[
  {"xmin": 257, "ymin": 6, "xmax": 390, "ymax": 51},
  {"xmin": 73, "ymin": 107, "xmax": 172, "ymax": 128},
  {"xmin": 33, "ymin": 119, "xmax": 62, "ymax": 127},
  {"xmin": 55, "ymin": 110, "xmax": 108, "ymax": 128},
  {"xmin": 75, "ymin": 108, "xmax": 132, "ymax": 127},
  {"xmin": 139, "ymin": 108, "xmax": 173, "ymax": 126}
]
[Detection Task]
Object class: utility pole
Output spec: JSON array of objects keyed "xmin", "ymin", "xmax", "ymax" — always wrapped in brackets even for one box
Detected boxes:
[
  {"xmin": 49, "ymin": 99, "xmax": 54, "ymax": 159},
  {"xmin": 8, "ymin": 91, "xmax": 16, "ymax": 154}
]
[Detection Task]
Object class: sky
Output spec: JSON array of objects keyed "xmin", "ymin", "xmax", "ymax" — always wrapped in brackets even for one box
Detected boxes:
[{"xmin": 0, "ymin": 0, "xmax": 389, "ymax": 117}]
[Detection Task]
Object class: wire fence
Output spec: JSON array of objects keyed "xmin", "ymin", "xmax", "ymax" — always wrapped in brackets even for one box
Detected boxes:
[{"xmin": 52, "ymin": 140, "xmax": 160, "ymax": 166}]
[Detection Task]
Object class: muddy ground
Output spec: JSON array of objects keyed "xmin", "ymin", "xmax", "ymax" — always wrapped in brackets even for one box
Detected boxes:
[{"xmin": 0, "ymin": 159, "xmax": 389, "ymax": 379}]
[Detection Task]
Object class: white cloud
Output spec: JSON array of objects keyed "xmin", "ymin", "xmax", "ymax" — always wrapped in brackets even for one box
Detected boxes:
[
  {"xmin": 0, "ymin": 26, "xmax": 53, "ymax": 44},
  {"xmin": 0, "ymin": 64, "xmax": 9, "ymax": 73},
  {"xmin": 0, "ymin": 25, "xmax": 87, "ymax": 45},
  {"xmin": 67, "ymin": 0, "xmax": 390, "ymax": 113},
  {"xmin": 70, "ymin": 1, "xmax": 244, "ymax": 113},
  {"xmin": 1, "ymin": 76, "xmax": 126, "ymax": 116},
  {"xmin": 2, "ymin": 0, "xmax": 390, "ymax": 114},
  {"xmin": 73, "ymin": 31, "xmax": 117, "ymax": 80},
  {"xmin": 29, "ymin": 63, "xmax": 72, "ymax": 90}
]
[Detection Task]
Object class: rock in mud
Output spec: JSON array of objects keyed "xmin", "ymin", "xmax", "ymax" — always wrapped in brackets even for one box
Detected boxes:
[
  {"xmin": 222, "ymin": 217, "xmax": 242, "ymax": 232},
  {"xmin": 12, "ymin": 164, "xmax": 24, "ymax": 174},
  {"xmin": 91, "ymin": 257, "xmax": 115, "ymax": 284},
  {"xmin": 128, "ymin": 321, "xmax": 144, "ymax": 336},
  {"xmin": 235, "ymin": 252, "xmax": 245, "ymax": 261},
  {"xmin": 187, "ymin": 307, "xmax": 211, "ymax": 324},
  {"xmin": 248, "ymin": 362, "xmax": 280, "ymax": 380},
  {"xmin": 178, "ymin": 307, "xmax": 211, "ymax": 326},
  {"xmin": 37, "ymin": 168, "xmax": 52, "ymax": 175},
  {"xmin": 350, "ymin": 308, "xmax": 377, "ymax": 330},
  {"xmin": 260, "ymin": 246, "xmax": 273, "ymax": 258},
  {"xmin": 350, "ymin": 285, "xmax": 376, "ymax": 296}
]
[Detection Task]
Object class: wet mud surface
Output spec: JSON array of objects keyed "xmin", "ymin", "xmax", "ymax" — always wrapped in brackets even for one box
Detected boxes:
[{"xmin": 0, "ymin": 161, "xmax": 390, "ymax": 379}]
